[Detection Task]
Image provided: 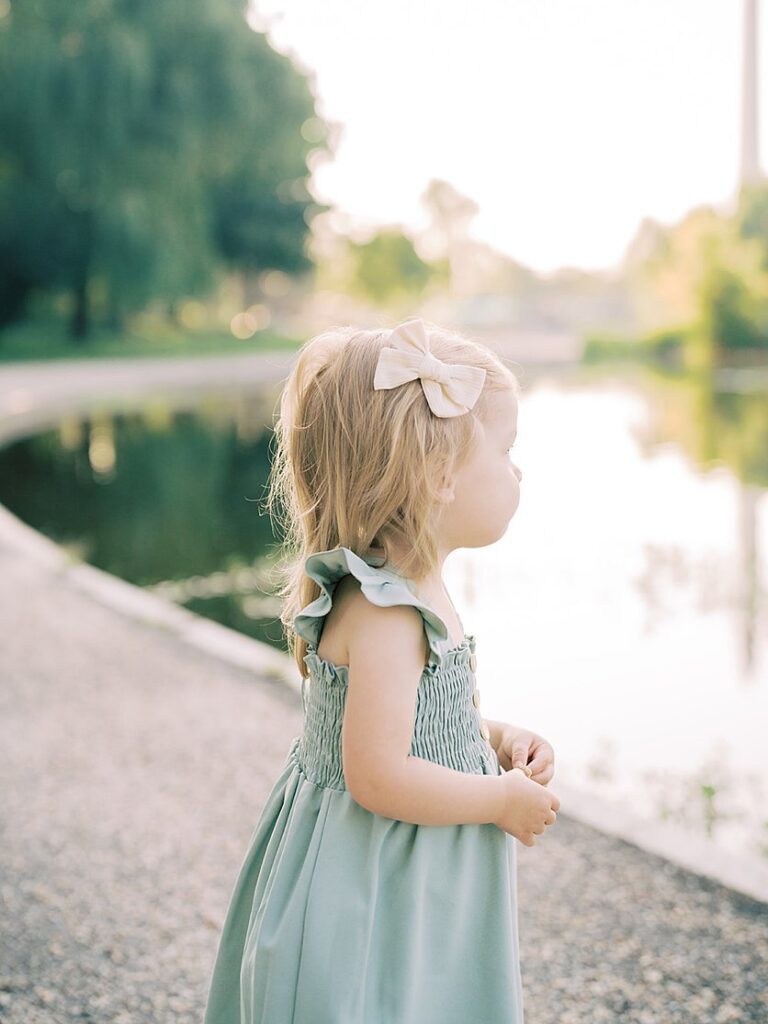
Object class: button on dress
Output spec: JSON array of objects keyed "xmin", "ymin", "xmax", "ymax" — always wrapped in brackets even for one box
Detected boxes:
[{"xmin": 203, "ymin": 545, "xmax": 525, "ymax": 1024}]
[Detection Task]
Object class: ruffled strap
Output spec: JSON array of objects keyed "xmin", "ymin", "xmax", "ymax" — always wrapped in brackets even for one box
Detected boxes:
[{"xmin": 293, "ymin": 545, "xmax": 451, "ymax": 670}]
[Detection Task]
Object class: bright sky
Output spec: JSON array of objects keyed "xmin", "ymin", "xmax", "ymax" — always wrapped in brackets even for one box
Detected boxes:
[{"xmin": 248, "ymin": 0, "xmax": 768, "ymax": 275}]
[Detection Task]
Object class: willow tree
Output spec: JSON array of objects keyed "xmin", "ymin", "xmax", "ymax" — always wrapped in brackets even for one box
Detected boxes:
[{"xmin": 0, "ymin": 0, "xmax": 330, "ymax": 339}]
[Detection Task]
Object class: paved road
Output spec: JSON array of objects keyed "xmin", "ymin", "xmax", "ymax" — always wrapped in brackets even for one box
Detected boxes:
[{"xmin": 0, "ymin": 354, "xmax": 766, "ymax": 1023}]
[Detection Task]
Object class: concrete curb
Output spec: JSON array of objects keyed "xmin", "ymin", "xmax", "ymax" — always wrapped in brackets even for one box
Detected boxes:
[
  {"xmin": 551, "ymin": 778, "xmax": 768, "ymax": 904},
  {"xmin": 0, "ymin": 500, "xmax": 301, "ymax": 698}
]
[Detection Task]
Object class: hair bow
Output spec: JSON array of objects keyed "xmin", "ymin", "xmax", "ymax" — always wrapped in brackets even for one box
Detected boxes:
[{"xmin": 373, "ymin": 318, "xmax": 486, "ymax": 418}]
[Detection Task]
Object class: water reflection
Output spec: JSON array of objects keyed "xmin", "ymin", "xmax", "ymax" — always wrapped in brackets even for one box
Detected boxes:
[
  {"xmin": 445, "ymin": 364, "xmax": 767, "ymax": 864},
  {"xmin": 0, "ymin": 388, "xmax": 287, "ymax": 648},
  {"xmin": 0, "ymin": 367, "xmax": 765, "ymax": 863}
]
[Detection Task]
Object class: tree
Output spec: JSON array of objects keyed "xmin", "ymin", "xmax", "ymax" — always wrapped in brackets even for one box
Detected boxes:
[
  {"xmin": 628, "ymin": 201, "xmax": 768, "ymax": 365},
  {"xmin": 211, "ymin": 32, "xmax": 329, "ymax": 282},
  {"xmin": 0, "ymin": 0, "xmax": 330, "ymax": 340},
  {"xmin": 346, "ymin": 229, "xmax": 434, "ymax": 306}
]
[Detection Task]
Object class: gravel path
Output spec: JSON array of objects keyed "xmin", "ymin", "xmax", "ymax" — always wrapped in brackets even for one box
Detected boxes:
[{"xmin": 1, "ymin": 534, "xmax": 767, "ymax": 1024}]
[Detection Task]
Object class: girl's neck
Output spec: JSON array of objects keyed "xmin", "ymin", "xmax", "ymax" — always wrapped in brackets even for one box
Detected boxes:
[{"xmin": 365, "ymin": 542, "xmax": 449, "ymax": 601}]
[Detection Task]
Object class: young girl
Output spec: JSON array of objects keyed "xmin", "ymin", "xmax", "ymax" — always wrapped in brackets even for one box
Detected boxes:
[{"xmin": 203, "ymin": 316, "xmax": 560, "ymax": 1024}]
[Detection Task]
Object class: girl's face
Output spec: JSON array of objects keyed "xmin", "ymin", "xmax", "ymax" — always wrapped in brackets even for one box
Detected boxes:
[{"xmin": 440, "ymin": 387, "xmax": 523, "ymax": 548}]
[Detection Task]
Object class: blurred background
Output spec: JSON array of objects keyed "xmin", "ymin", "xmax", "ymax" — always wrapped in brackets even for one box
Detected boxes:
[{"xmin": 0, "ymin": 0, "xmax": 766, "ymax": 868}]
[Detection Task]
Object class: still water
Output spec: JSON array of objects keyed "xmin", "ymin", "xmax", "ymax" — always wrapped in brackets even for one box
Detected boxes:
[
  {"xmin": 448, "ymin": 369, "xmax": 767, "ymax": 867},
  {"xmin": 0, "ymin": 365, "xmax": 765, "ymax": 863}
]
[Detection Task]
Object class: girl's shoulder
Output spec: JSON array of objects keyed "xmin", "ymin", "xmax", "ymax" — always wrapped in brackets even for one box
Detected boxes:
[
  {"xmin": 293, "ymin": 545, "xmax": 452, "ymax": 672},
  {"xmin": 313, "ymin": 572, "xmax": 375, "ymax": 666}
]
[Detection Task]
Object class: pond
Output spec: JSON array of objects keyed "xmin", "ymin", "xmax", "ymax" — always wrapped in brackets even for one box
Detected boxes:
[{"xmin": 0, "ymin": 363, "xmax": 765, "ymax": 866}]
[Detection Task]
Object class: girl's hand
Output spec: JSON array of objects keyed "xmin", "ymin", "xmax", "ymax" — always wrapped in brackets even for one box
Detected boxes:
[
  {"xmin": 492, "ymin": 770, "xmax": 559, "ymax": 845},
  {"xmin": 496, "ymin": 725, "xmax": 555, "ymax": 786}
]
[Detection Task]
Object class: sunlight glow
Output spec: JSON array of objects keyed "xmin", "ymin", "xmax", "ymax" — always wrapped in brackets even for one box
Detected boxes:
[{"xmin": 249, "ymin": 0, "xmax": 768, "ymax": 273}]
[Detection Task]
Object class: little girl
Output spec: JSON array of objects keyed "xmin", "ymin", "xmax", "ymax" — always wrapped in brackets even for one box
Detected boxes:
[{"xmin": 203, "ymin": 316, "xmax": 560, "ymax": 1024}]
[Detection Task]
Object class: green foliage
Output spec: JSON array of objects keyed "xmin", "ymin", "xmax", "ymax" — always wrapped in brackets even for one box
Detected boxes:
[
  {"xmin": 0, "ymin": 0, "xmax": 330, "ymax": 339},
  {"xmin": 638, "ymin": 324, "xmax": 689, "ymax": 357},
  {"xmin": 736, "ymin": 181, "xmax": 768, "ymax": 268},
  {"xmin": 582, "ymin": 331, "xmax": 638, "ymax": 363},
  {"xmin": 209, "ymin": 28, "xmax": 328, "ymax": 275},
  {"xmin": 634, "ymin": 187, "xmax": 768, "ymax": 364},
  {"xmin": 698, "ymin": 261, "xmax": 766, "ymax": 353},
  {"xmin": 0, "ymin": 313, "xmax": 302, "ymax": 362},
  {"xmin": 346, "ymin": 229, "xmax": 433, "ymax": 305},
  {"xmin": 582, "ymin": 325, "xmax": 689, "ymax": 365}
]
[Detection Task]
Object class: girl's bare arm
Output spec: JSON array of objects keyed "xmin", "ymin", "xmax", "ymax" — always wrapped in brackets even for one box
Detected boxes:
[{"xmin": 341, "ymin": 591, "xmax": 506, "ymax": 826}]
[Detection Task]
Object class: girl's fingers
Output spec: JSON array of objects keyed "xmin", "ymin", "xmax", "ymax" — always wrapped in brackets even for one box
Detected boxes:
[{"xmin": 529, "ymin": 761, "xmax": 554, "ymax": 785}]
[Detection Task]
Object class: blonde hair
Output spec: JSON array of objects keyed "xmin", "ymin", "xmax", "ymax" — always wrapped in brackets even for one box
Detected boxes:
[{"xmin": 264, "ymin": 318, "xmax": 521, "ymax": 679}]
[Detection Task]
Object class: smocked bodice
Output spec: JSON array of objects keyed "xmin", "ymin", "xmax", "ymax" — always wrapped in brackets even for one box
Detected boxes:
[{"xmin": 291, "ymin": 546, "xmax": 501, "ymax": 791}]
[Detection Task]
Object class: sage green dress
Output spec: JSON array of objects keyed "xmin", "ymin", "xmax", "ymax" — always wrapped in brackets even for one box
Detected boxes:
[{"xmin": 203, "ymin": 546, "xmax": 524, "ymax": 1024}]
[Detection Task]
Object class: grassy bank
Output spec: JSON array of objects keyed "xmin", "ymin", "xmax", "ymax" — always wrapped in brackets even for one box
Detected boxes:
[{"xmin": 0, "ymin": 317, "xmax": 304, "ymax": 363}]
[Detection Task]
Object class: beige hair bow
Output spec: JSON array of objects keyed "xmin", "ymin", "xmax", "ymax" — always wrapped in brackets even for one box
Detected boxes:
[{"xmin": 373, "ymin": 318, "xmax": 486, "ymax": 418}]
